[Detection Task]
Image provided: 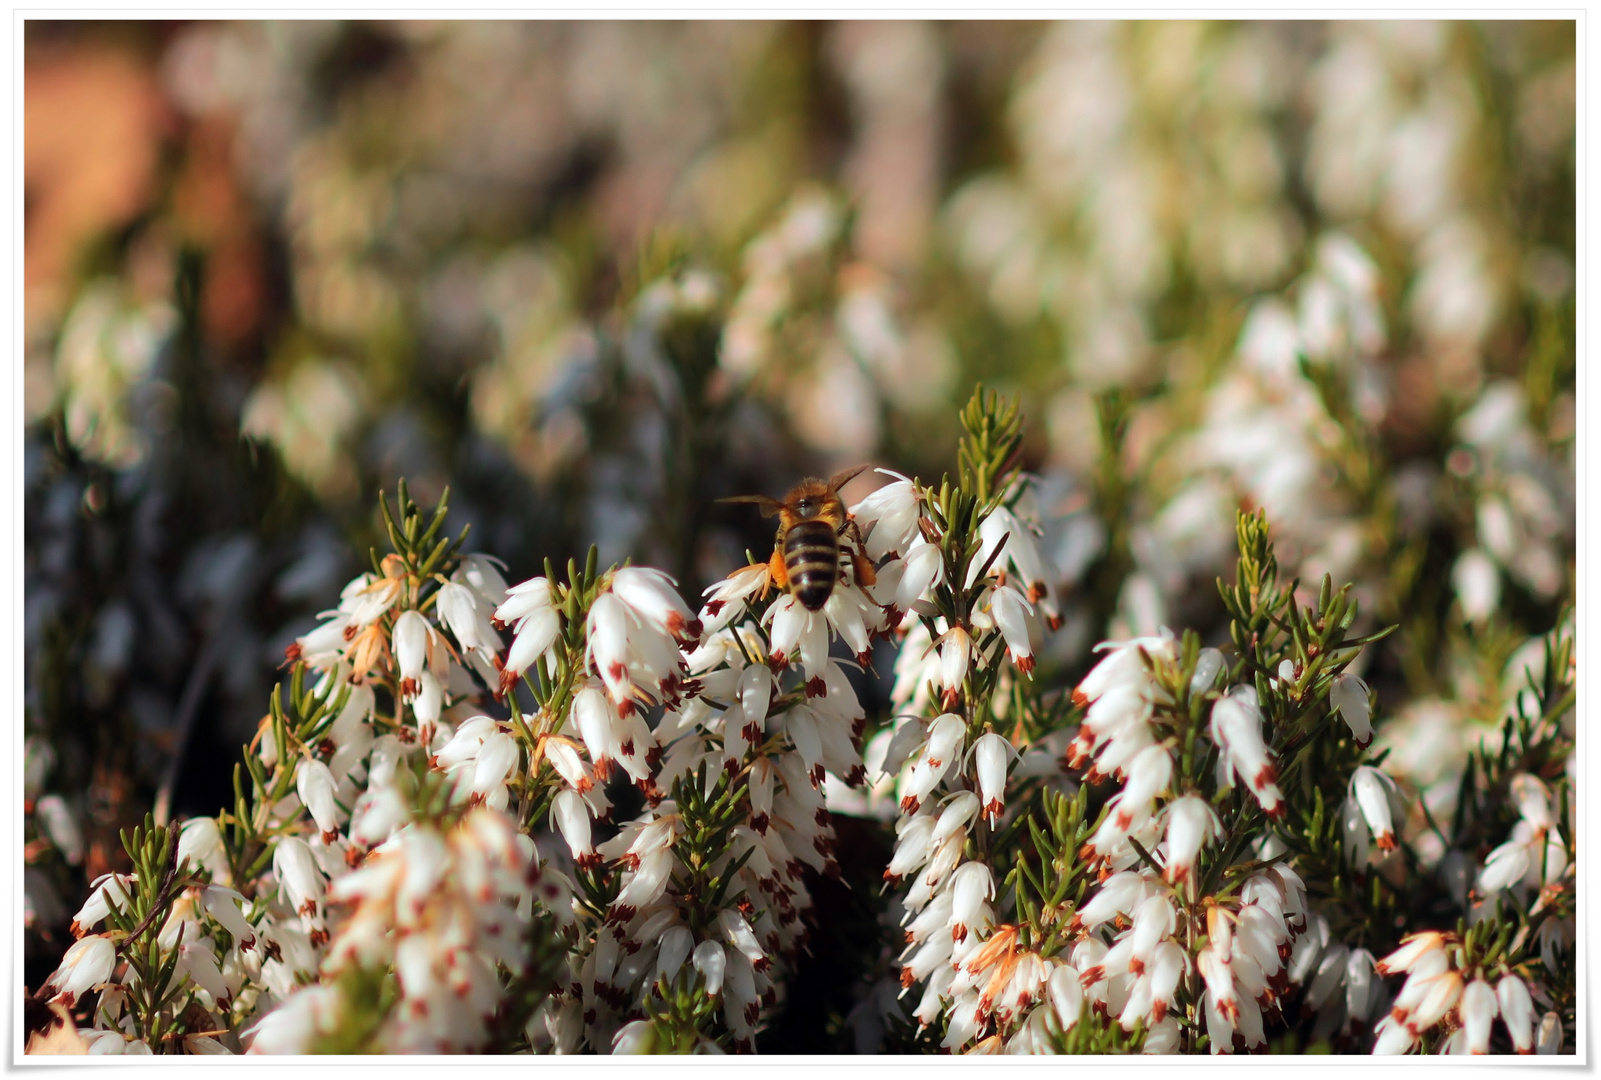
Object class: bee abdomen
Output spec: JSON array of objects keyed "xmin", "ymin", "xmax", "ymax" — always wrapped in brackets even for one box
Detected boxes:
[{"xmin": 784, "ymin": 521, "xmax": 842, "ymax": 611}]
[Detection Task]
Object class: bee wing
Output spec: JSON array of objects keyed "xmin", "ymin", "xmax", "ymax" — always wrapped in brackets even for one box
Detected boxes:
[
  {"xmin": 718, "ymin": 494, "xmax": 785, "ymax": 518},
  {"xmin": 827, "ymin": 464, "xmax": 870, "ymax": 493}
]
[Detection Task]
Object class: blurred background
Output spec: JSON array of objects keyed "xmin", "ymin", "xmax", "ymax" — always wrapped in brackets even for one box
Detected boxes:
[{"xmin": 23, "ymin": 20, "xmax": 1574, "ymax": 1048}]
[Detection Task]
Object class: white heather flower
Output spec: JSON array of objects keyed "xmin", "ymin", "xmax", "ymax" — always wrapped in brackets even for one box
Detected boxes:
[
  {"xmin": 899, "ymin": 713, "xmax": 965, "ymax": 814},
  {"xmin": 1509, "ymin": 774, "xmax": 1553, "ymax": 831},
  {"xmin": 657, "ymin": 926, "xmax": 694, "ymax": 981},
  {"xmin": 456, "ymin": 554, "xmax": 509, "ymax": 609},
  {"xmin": 971, "ymin": 505, "xmax": 1050, "ymax": 598},
  {"xmin": 200, "ymin": 885, "xmax": 258, "ymax": 950},
  {"xmin": 948, "ymin": 861, "xmax": 995, "ymax": 942},
  {"xmin": 1345, "ymin": 947, "xmax": 1376, "ymax": 1024},
  {"xmin": 612, "ymin": 1019, "xmax": 657, "ymax": 1054},
  {"xmin": 972, "ymin": 733, "xmax": 1015, "ymax": 823},
  {"xmin": 1210, "ymin": 688, "xmax": 1283, "ymax": 816},
  {"xmin": 1403, "ymin": 971, "xmax": 1463, "ymax": 1035},
  {"xmin": 886, "ymin": 815, "xmax": 938, "ymax": 880},
  {"xmin": 1329, "ymin": 673, "xmax": 1373, "ymax": 745},
  {"xmin": 296, "ymin": 759, "xmax": 342, "ymax": 838},
  {"xmin": 70, "ymin": 873, "xmax": 134, "ymax": 938},
  {"xmin": 437, "ymin": 581, "xmax": 498, "ymax": 657},
  {"xmin": 937, "ymin": 627, "xmax": 972, "ymax": 709},
  {"xmin": 1048, "ymin": 963, "xmax": 1084, "ymax": 1029},
  {"xmin": 1190, "ymin": 648, "xmax": 1225, "ymax": 695},
  {"xmin": 343, "ymin": 559, "xmax": 406, "ymax": 627},
  {"xmin": 692, "ymin": 940, "xmax": 726, "ymax": 997},
  {"xmin": 851, "ymin": 471, "xmax": 921, "ymax": 561},
  {"xmin": 43, "ymin": 934, "xmax": 116, "ymax": 1007},
  {"xmin": 1375, "ymin": 931, "xmax": 1449, "ymax": 976},
  {"xmin": 1349, "ymin": 766, "xmax": 1398, "ymax": 852},
  {"xmin": 700, "ymin": 563, "xmax": 771, "ymax": 636},
  {"xmin": 544, "ymin": 738, "xmax": 596, "ymax": 794},
  {"xmin": 1460, "ymin": 979, "xmax": 1497, "ymax": 1054},
  {"xmin": 765, "ymin": 593, "xmax": 830, "ymax": 677},
  {"xmin": 1452, "ymin": 548, "xmax": 1500, "ymax": 623},
  {"xmin": 1478, "ymin": 838, "xmax": 1530, "ymax": 893},
  {"xmin": 1372, "ymin": 1014, "xmax": 1416, "ymax": 1055},
  {"xmin": 572, "ymin": 686, "xmax": 622, "ymax": 776},
  {"xmin": 1163, "ymin": 795, "xmax": 1221, "ymax": 885},
  {"xmin": 1498, "ymin": 976, "xmax": 1534, "ymax": 1052},
  {"xmin": 176, "ymin": 937, "xmax": 232, "ymax": 1007},
  {"xmin": 933, "ymin": 792, "xmax": 980, "ymax": 845},
  {"xmin": 611, "ymin": 567, "xmax": 702, "ymax": 645},
  {"xmin": 245, "ymin": 984, "xmax": 343, "ymax": 1053},
  {"xmin": 895, "ymin": 540, "xmax": 945, "ymax": 611},
  {"xmin": 273, "ymin": 837, "xmax": 326, "ymax": 914},
  {"xmin": 588, "ymin": 592, "xmax": 638, "ymax": 708},
  {"xmin": 987, "ymin": 584, "xmax": 1037, "ymax": 674},
  {"xmin": 1537, "ymin": 1012, "xmax": 1563, "ymax": 1054},
  {"xmin": 392, "ymin": 610, "xmax": 432, "ymax": 694},
  {"xmin": 178, "ymin": 818, "xmax": 229, "ymax": 883}
]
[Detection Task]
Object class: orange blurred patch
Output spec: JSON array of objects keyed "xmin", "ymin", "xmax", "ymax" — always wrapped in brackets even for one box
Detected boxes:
[{"xmin": 25, "ymin": 40, "xmax": 170, "ymax": 332}]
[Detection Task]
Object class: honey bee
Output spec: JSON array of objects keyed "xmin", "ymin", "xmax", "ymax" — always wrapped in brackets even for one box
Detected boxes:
[{"xmin": 722, "ymin": 466, "xmax": 878, "ymax": 611}]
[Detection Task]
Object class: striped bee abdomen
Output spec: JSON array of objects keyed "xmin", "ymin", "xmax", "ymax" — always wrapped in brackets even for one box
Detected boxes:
[{"xmin": 784, "ymin": 519, "xmax": 843, "ymax": 611}]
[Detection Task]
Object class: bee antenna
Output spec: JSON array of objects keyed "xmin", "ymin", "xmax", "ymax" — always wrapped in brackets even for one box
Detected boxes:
[{"xmin": 827, "ymin": 464, "xmax": 870, "ymax": 491}]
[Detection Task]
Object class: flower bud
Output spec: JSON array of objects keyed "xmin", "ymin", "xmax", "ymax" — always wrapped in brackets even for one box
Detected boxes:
[
  {"xmin": 1329, "ymin": 673, "xmax": 1372, "ymax": 745},
  {"xmin": 1537, "ymin": 1011, "xmax": 1562, "ymax": 1055}
]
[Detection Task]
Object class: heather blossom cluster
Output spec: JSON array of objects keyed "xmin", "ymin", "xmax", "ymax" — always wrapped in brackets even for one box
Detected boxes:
[{"xmin": 31, "ymin": 388, "xmax": 1575, "ymax": 1057}]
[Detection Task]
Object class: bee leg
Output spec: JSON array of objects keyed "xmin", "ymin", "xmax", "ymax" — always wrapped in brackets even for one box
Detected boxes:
[
  {"xmin": 767, "ymin": 546, "xmax": 790, "ymax": 593},
  {"xmin": 851, "ymin": 547, "xmax": 877, "ymax": 589}
]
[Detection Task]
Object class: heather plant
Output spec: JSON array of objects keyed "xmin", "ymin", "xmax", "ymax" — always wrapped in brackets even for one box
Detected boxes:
[
  {"xmin": 32, "ymin": 386, "xmax": 1575, "ymax": 1056},
  {"xmin": 23, "ymin": 19, "xmax": 1574, "ymax": 1060}
]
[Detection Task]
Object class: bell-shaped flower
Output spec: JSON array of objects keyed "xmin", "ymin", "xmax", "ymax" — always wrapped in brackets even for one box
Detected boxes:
[
  {"xmin": 1348, "ymin": 766, "xmax": 1399, "ymax": 852},
  {"xmin": 1537, "ymin": 1011, "xmax": 1562, "ymax": 1054},
  {"xmin": 765, "ymin": 594, "xmax": 829, "ymax": 677},
  {"xmin": 972, "ymin": 733, "xmax": 1016, "ymax": 824},
  {"xmin": 949, "ymin": 861, "xmax": 995, "ymax": 943},
  {"xmin": 550, "ymin": 789, "xmax": 594, "ymax": 866},
  {"xmin": 1049, "ymin": 963, "xmax": 1084, "ymax": 1030},
  {"xmin": 1210, "ymin": 688, "xmax": 1283, "ymax": 816},
  {"xmin": 692, "ymin": 940, "xmax": 726, "ymax": 998},
  {"xmin": 611, "ymin": 567, "xmax": 702, "ymax": 646},
  {"xmin": 1162, "ymin": 796, "xmax": 1221, "ymax": 886},
  {"xmin": 1509, "ymin": 774, "xmax": 1554, "ymax": 832},
  {"xmin": 1497, "ymin": 975, "xmax": 1534, "ymax": 1052},
  {"xmin": 572, "ymin": 688, "xmax": 621, "ymax": 777},
  {"xmin": 1371, "ymin": 1014, "xmax": 1416, "ymax": 1055},
  {"xmin": 1190, "ymin": 648, "xmax": 1225, "ymax": 695},
  {"xmin": 1459, "ymin": 979, "xmax": 1497, "ymax": 1054},
  {"xmin": 1329, "ymin": 673, "xmax": 1373, "ymax": 745},
  {"xmin": 937, "ymin": 627, "xmax": 972, "ymax": 710},
  {"xmin": 296, "ymin": 759, "xmax": 343, "ymax": 839},
  {"xmin": 273, "ymin": 838, "xmax": 326, "ymax": 914},
  {"xmin": 43, "ymin": 934, "xmax": 116, "ymax": 1007},
  {"xmin": 851, "ymin": 471, "xmax": 921, "ymax": 561},
  {"xmin": 987, "ymin": 584, "xmax": 1037, "ymax": 674},
  {"xmin": 894, "ymin": 540, "xmax": 945, "ymax": 612},
  {"xmin": 656, "ymin": 926, "xmax": 694, "ymax": 981},
  {"xmin": 1376, "ymin": 931, "xmax": 1450, "ymax": 977},
  {"xmin": 699, "ymin": 563, "xmax": 771, "ymax": 636}
]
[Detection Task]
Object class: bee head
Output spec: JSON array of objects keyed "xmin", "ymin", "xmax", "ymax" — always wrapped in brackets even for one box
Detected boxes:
[{"xmin": 782, "ymin": 479, "xmax": 846, "ymax": 528}]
